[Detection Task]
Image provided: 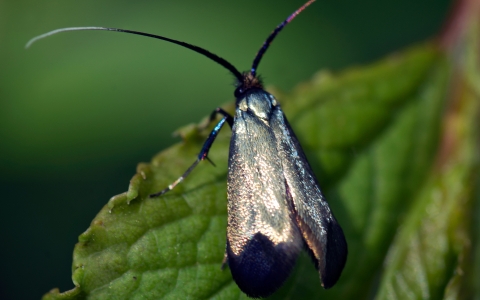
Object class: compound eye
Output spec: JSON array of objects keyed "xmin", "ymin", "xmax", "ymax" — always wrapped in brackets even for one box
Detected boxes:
[{"xmin": 234, "ymin": 87, "xmax": 244, "ymax": 98}]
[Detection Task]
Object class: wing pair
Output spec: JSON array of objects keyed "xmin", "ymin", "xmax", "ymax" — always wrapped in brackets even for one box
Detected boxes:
[{"xmin": 225, "ymin": 90, "xmax": 347, "ymax": 298}]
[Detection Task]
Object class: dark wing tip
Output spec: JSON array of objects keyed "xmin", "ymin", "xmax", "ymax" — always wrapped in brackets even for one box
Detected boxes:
[
  {"xmin": 320, "ymin": 220, "xmax": 348, "ymax": 289},
  {"xmin": 226, "ymin": 233, "xmax": 301, "ymax": 298}
]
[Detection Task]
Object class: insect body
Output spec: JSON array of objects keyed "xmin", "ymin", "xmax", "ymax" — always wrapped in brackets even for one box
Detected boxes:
[
  {"xmin": 225, "ymin": 83, "xmax": 347, "ymax": 297},
  {"xmin": 27, "ymin": 0, "xmax": 347, "ymax": 297}
]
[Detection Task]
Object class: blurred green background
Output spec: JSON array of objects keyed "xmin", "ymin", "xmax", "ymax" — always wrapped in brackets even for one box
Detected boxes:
[{"xmin": 0, "ymin": 0, "xmax": 451, "ymax": 299}]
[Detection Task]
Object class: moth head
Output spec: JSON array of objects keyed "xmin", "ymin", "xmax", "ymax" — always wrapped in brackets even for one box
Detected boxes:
[{"xmin": 234, "ymin": 72, "xmax": 264, "ymax": 99}]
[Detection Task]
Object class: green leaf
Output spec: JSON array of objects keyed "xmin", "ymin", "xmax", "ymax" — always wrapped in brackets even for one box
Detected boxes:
[
  {"xmin": 43, "ymin": 25, "xmax": 479, "ymax": 299},
  {"xmin": 375, "ymin": 16, "xmax": 480, "ymax": 300}
]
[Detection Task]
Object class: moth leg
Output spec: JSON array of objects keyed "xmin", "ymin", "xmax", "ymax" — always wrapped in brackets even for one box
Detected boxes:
[
  {"xmin": 202, "ymin": 108, "xmax": 233, "ymax": 167},
  {"xmin": 200, "ymin": 107, "xmax": 234, "ymax": 130},
  {"xmin": 150, "ymin": 110, "xmax": 233, "ymax": 198}
]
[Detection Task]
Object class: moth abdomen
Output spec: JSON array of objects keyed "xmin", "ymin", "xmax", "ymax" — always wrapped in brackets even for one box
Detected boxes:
[{"xmin": 226, "ymin": 232, "xmax": 301, "ymax": 298}]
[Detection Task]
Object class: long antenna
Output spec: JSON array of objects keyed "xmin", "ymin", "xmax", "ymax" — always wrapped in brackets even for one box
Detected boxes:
[
  {"xmin": 251, "ymin": 0, "xmax": 316, "ymax": 77},
  {"xmin": 26, "ymin": 26, "xmax": 244, "ymax": 82}
]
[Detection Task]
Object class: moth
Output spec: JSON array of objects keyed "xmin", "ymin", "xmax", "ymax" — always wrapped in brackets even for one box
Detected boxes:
[{"xmin": 27, "ymin": 0, "xmax": 347, "ymax": 297}]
